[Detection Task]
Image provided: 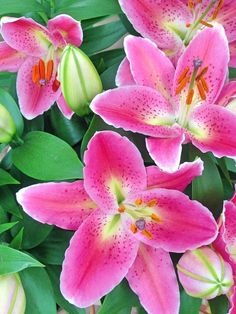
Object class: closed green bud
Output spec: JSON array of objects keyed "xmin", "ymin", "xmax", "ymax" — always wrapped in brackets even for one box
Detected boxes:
[
  {"xmin": 0, "ymin": 273, "xmax": 26, "ymax": 313},
  {"xmin": 59, "ymin": 45, "xmax": 103, "ymax": 116},
  {"xmin": 0, "ymin": 104, "xmax": 16, "ymax": 143}
]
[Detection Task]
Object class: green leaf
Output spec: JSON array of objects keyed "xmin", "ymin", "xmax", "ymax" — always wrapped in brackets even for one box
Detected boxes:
[
  {"xmin": 81, "ymin": 20, "xmax": 126, "ymax": 55},
  {"xmin": 0, "ymin": 222, "xmax": 18, "ymax": 235},
  {"xmin": 20, "ymin": 267, "xmax": 57, "ymax": 314},
  {"xmin": 10, "ymin": 227, "xmax": 24, "ymax": 249},
  {"xmin": 229, "ymin": 67, "xmax": 236, "ymax": 79},
  {"xmin": 0, "ymin": 168, "xmax": 19, "ymax": 186},
  {"xmin": 0, "ymin": 0, "xmax": 43, "ymax": 15},
  {"xmin": 47, "ymin": 265, "xmax": 85, "ymax": 314},
  {"xmin": 209, "ymin": 295, "xmax": 229, "ymax": 314},
  {"xmin": 54, "ymin": 0, "xmax": 122, "ymax": 20},
  {"xmin": 12, "ymin": 131, "xmax": 83, "ymax": 181},
  {"xmin": 225, "ymin": 157, "xmax": 236, "ymax": 173},
  {"xmin": 0, "ymin": 245, "xmax": 44, "ymax": 275},
  {"xmin": 0, "ymin": 186, "xmax": 22, "ymax": 218},
  {"xmin": 101, "ymin": 62, "xmax": 121, "ymax": 89},
  {"xmin": 179, "ymin": 291, "xmax": 201, "ymax": 314},
  {"xmin": 98, "ymin": 280, "xmax": 146, "ymax": 314},
  {"xmin": 190, "ymin": 147, "xmax": 224, "ymax": 218},
  {"xmin": 0, "ymin": 88, "xmax": 24, "ymax": 136}
]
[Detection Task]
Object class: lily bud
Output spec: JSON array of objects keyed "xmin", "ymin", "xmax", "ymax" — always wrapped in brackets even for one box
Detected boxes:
[
  {"xmin": 0, "ymin": 104, "xmax": 16, "ymax": 143},
  {"xmin": 177, "ymin": 247, "xmax": 233, "ymax": 299},
  {"xmin": 59, "ymin": 45, "xmax": 103, "ymax": 116},
  {"xmin": 0, "ymin": 273, "xmax": 26, "ymax": 313}
]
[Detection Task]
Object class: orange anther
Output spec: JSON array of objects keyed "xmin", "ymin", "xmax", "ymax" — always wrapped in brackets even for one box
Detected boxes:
[
  {"xmin": 147, "ymin": 199, "xmax": 157, "ymax": 207},
  {"xmin": 212, "ymin": 1, "xmax": 224, "ymax": 20},
  {"xmin": 151, "ymin": 213, "xmax": 161, "ymax": 222},
  {"xmin": 52, "ymin": 79, "xmax": 60, "ymax": 92},
  {"xmin": 188, "ymin": 0, "xmax": 195, "ymax": 10},
  {"xmin": 186, "ymin": 23, "xmax": 191, "ymax": 28},
  {"xmin": 46, "ymin": 60, "xmax": 54, "ymax": 81},
  {"xmin": 200, "ymin": 20, "xmax": 213, "ymax": 28},
  {"xmin": 38, "ymin": 59, "xmax": 46, "ymax": 80},
  {"xmin": 176, "ymin": 75, "xmax": 190, "ymax": 95},
  {"xmin": 130, "ymin": 224, "xmax": 138, "ymax": 234},
  {"xmin": 118, "ymin": 205, "xmax": 125, "ymax": 213},
  {"xmin": 196, "ymin": 67, "xmax": 208, "ymax": 81},
  {"xmin": 32, "ymin": 65, "xmax": 39, "ymax": 84},
  {"xmin": 200, "ymin": 77, "xmax": 209, "ymax": 93},
  {"xmin": 135, "ymin": 199, "xmax": 143, "ymax": 206},
  {"xmin": 197, "ymin": 81, "xmax": 206, "ymax": 101},
  {"xmin": 141, "ymin": 229, "xmax": 153, "ymax": 239},
  {"xmin": 186, "ymin": 89, "xmax": 194, "ymax": 105},
  {"xmin": 177, "ymin": 66, "xmax": 190, "ymax": 84}
]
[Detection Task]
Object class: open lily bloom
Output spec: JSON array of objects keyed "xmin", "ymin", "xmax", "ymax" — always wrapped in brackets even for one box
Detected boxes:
[
  {"xmin": 16, "ymin": 131, "xmax": 217, "ymax": 313},
  {"xmin": 0, "ymin": 15, "xmax": 83, "ymax": 119},
  {"xmin": 118, "ymin": 0, "xmax": 236, "ymax": 67},
  {"xmin": 91, "ymin": 25, "xmax": 236, "ymax": 172}
]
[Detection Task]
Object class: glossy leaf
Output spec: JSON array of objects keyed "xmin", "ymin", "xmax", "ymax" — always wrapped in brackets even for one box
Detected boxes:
[
  {"xmin": 179, "ymin": 291, "xmax": 201, "ymax": 314},
  {"xmin": 0, "ymin": 168, "xmax": 19, "ymax": 186},
  {"xmin": 209, "ymin": 295, "xmax": 229, "ymax": 314},
  {"xmin": 0, "ymin": 222, "xmax": 18, "ymax": 235}
]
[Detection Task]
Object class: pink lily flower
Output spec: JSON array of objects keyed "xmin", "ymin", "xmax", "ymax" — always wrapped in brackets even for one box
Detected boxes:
[
  {"xmin": 0, "ymin": 14, "xmax": 83, "ymax": 119},
  {"xmin": 118, "ymin": 0, "xmax": 236, "ymax": 67},
  {"xmin": 91, "ymin": 25, "xmax": 236, "ymax": 172},
  {"xmin": 16, "ymin": 131, "xmax": 217, "ymax": 313}
]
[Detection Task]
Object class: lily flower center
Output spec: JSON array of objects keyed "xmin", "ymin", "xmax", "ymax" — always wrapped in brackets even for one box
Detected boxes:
[{"xmin": 118, "ymin": 198, "xmax": 161, "ymax": 240}]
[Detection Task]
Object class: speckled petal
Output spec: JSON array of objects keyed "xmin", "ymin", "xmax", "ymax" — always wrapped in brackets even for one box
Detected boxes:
[
  {"xmin": 16, "ymin": 57, "xmax": 61, "ymax": 119},
  {"xmin": 84, "ymin": 131, "xmax": 146, "ymax": 214},
  {"xmin": 229, "ymin": 41, "xmax": 236, "ymax": 68},
  {"xmin": 128, "ymin": 189, "xmax": 217, "ymax": 252},
  {"xmin": 115, "ymin": 57, "xmax": 135, "ymax": 87},
  {"xmin": 1, "ymin": 17, "xmax": 51, "ymax": 57},
  {"xmin": 16, "ymin": 181, "xmax": 96, "ymax": 230},
  {"xmin": 91, "ymin": 85, "xmax": 177, "ymax": 137},
  {"xmin": 124, "ymin": 35, "xmax": 175, "ymax": 102},
  {"xmin": 48, "ymin": 14, "xmax": 83, "ymax": 48},
  {"xmin": 216, "ymin": 2, "xmax": 236, "ymax": 42},
  {"xmin": 60, "ymin": 211, "xmax": 139, "ymax": 307},
  {"xmin": 174, "ymin": 25, "xmax": 229, "ymax": 107},
  {"xmin": 147, "ymin": 158, "xmax": 203, "ymax": 191},
  {"xmin": 216, "ymin": 82, "xmax": 236, "ymax": 106},
  {"xmin": 222, "ymin": 200, "xmax": 236, "ymax": 264},
  {"xmin": 57, "ymin": 94, "xmax": 74, "ymax": 119},
  {"xmin": 188, "ymin": 104, "xmax": 236, "ymax": 158},
  {"xmin": 127, "ymin": 245, "xmax": 179, "ymax": 314},
  {"xmin": 0, "ymin": 42, "xmax": 27, "ymax": 72},
  {"xmin": 146, "ymin": 132, "xmax": 185, "ymax": 172}
]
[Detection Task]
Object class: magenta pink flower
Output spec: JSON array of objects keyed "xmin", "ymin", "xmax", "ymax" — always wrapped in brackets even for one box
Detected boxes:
[
  {"xmin": 91, "ymin": 25, "xmax": 236, "ymax": 172},
  {"xmin": 16, "ymin": 131, "xmax": 217, "ymax": 313},
  {"xmin": 0, "ymin": 15, "xmax": 83, "ymax": 119},
  {"xmin": 118, "ymin": 0, "xmax": 236, "ymax": 66}
]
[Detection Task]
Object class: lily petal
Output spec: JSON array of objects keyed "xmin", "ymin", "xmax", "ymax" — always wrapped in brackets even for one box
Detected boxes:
[
  {"xmin": 0, "ymin": 42, "xmax": 26, "ymax": 72},
  {"xmin": 127, "ymin": 245, "xmax": 179, "ymax": 314},
  {"xmin": 48, "ymin": 14, "xmax": 83, "ymax": 48},
  {"xmin": 216, "ymin": 81, "xmax": 236, "ymax": 106},
  {"xmin": 60, "ymin": 211, "xmax": 139, "ymax": 307},
  {"xmin": 16, "ymin": 181, "xmax": 96, "ymax": 230},
  {"xmin": 124, "ymin": 35, "xmax": 175, "ymax": 101},
  {"xmin": 115, "ymin": 57, "xmax": 135, "ymax": 87},
  {"xmin": 174, "ymin": 25, "xmax": 229, "ymax": 106},
  {"xmin": 222, "ymin": 200, "xmax": 236, "ymax": 264},
  {"xmin": 118, "ymin": 0, "xmax": 191, "ymax": 53},
  {"xmin": 128, "ymin": 188, "xmax": 217, "ymax": 252},
  {"xmin": 57, "ymin": 94, "xmax": 74, "ymax": 119},
  {"xmin": 229, "ymin": 41, "xmax": 236, "ymax": 68},
  {"xmin": 84, "ymin": 131, "xmax": 146, "ymax": 213},
  {"xmin": 16, "ymin": 57, "xmax": 61, "ymax": 119},
  {"xmin": 146, "ymin": 132, "xmax": 185, "ymax": 172},
  {"xmin": 147, "ymin": 158, "xmax": 203, "ymax": 191},
  {"xmin": 1, "ymin": 17, "xmax": 51, "ymax": 57},
  {"xmin": 217, "ymin": 3, "xmax": 236, "ymax": 42},
  {"xmin": 188, "ymin": 104, "xmax": 236, "ymax": 158},
  {"xmin": 91, "ymin": 85, "xmax": 177, "ymax": 138},
  {"xmin": 229, "ymin": 287, "xmax": 236, "ymax": 314}
]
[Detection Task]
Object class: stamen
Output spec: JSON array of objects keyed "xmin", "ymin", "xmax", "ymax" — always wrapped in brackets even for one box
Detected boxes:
[
  {"xmin": 151, "ymin": 213, "xmax": 161, "ymax": 222},
  {"xmin": 177, "ymin": 66, "xmax": 190, "ymax": 84},
  {"xmin": 130, "ymin": 224, "xmax": 138, "ymax": 234},
  {"xmin": 197, "ymin": 81, "xmax": 206, "ymax": 100},
  {"xmin": 52, "ymin": 79, "xmax": 60, "ymax": 92},
  {"xmin": 32, "ymin": 65, "xmax": 39, "ymax": 84},
  {"xmin": 46, "ymin": 60, "xmax": 54, "ymax": 81},
  {"xmin": 196, "ymin": 67, "xmax": 208, "ymax": 81},
  {"xmin": 135, "ymin": 199, "xmax": 143, "ymax": 206},
  {"xmin": 186, "ymin": 23, "xmax": 191, "ymax": 28},
  {"xmin": 200, "ymin": 77, "xmax": 209, "ymax": 93},
  {"xmin": 141, "ymin": 229, "xmax": 153, "ymax": 239},
  {"xmin": 176, "ymin": 75, "xmax": 190, "ymax": 95},
  {"xmin": 135, "ymin": 218, "xmax": 146, "ymax": 230},
  {"xmin": 212, "ymin": 0, "xmax": 224, "ymax": 19},
  {"xmin": 188, "ymin": 0, "xmax": 195, "ymax": 10},
  {"xmin": 118, "ymin": 205, "xmax": 125, "ymax": 213},
  {"xmin": 38, "ymin": 59, "xmax": 46, "ymax": 80},
  {"xmin": 147, "ymin": 199, "xmax": 157, "ymax": 207},
  {"xmin": 200, "ymin": 20, "xmax": 213, "ymax": 28},
  {"xmin": 186, "ymin": 89, "xmax": 194, "ymax": 105}
]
